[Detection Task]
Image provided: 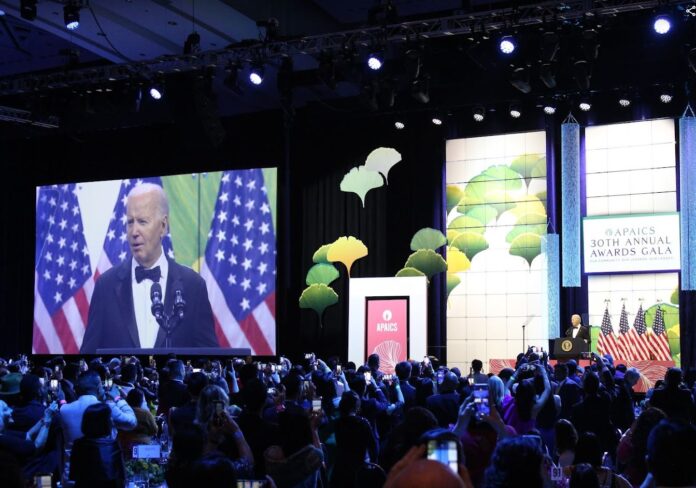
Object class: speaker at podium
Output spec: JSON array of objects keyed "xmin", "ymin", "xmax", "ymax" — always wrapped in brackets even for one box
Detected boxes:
[{"xmin": 553, "ymin": 337, "xmax": 589, "ymax": 360}]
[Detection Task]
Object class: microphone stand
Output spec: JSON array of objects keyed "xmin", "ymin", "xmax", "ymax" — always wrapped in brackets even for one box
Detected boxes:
[{"xmin": 151, "ymin": 289, "xmax": 186, "ymax": 348}]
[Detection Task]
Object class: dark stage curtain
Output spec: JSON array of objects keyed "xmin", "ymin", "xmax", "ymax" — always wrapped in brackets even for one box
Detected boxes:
[{"xmin": 280, "ymin": 113, "xmax": 446, "ymax": 361}]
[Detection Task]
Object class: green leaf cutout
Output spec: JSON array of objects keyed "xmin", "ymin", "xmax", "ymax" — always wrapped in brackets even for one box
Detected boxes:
[
  {"xmin": 340, "ymin": 166, "xmax": 384, "ymax": 207},
  {"xmin": 449, "ymin": 215, "xmax": 487, "ymax": 235},
  {"xmin": 509, "ymin": 232, "xmax": 542, "ymax": 266},
  {"xmin": 450, "ymin": 232, "xmax": 489, "ymax": 261},
  {"xmin": 299, "ymin": 284, "xmax": 339, "ymax": 326},
  {"xmin": 364, "ymin": 147, "xmax": 402, "ymax": 183},
  {"xmin": 306, "ymin": 263, "xmax": 340, "ymax": 286},
  {"xmin": 446, "ymin": 273, "xmax": 461, "ymax": 298},
  {"xmin": 312, "ymin": 244, "xmax": 332, "ymax": 264},
  {"xmin": 505, "ymin": 213, "xmax": 548, "ymax": 243},
  {"xmin": 410, "ymin": 227, "xmax": 447, "ymax": 251},
  {"xmin": 396, "ymin": 267, "xmax": 426, "ymax": 278},
  {"xmin": 404, "ymin": 249, "xmax": 447, "ymax": 279}
]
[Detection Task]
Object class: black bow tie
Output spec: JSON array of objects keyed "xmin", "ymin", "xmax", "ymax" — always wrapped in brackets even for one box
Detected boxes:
[{"xmin": 135, "ymin": 265, "xmax": 161, "ymax": 283}]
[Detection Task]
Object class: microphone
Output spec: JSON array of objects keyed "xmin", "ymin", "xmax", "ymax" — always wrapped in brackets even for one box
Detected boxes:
[
  {"xmin": 150, "ymin": 282, "xmax": 164, "ymax": 321},
  {"xmin": 174, "ymin": 289, "xmax": 185, "ymax": 320}
]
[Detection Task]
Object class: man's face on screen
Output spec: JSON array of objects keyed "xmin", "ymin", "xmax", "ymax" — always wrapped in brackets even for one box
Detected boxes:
[{"xmin": 126, "ymin": 190, "xmax": 167, "ymax": 268}]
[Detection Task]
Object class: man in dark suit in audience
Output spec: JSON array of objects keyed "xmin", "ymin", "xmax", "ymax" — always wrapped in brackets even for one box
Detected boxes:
[
  {"xmin": 555, "ymin": 363, "xmax": 582, "ymax": 421},
  {"xmin": 425, "ymin": 372, "xmax": 461, "ymax": 428},
  {"xmin": 157, "ymin": 360, "xmax": 189, "ymax": 416},
  {"xmin": 395, "ymin": 361, "xmax": 416, "ymax": 410},
  {"xmin": 648, "ymin": 368, "xmax": 696, "ymax": 423}
]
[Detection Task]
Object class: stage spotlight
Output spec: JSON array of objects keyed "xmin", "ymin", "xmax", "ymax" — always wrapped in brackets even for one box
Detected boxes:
[
  {"xmin": 367, "ymin": 53, "xmax": 383, "ymax": 71},
  {"xmin": 653, "ymin": 15, "xmax": 671, "ymax": 35},
  {"xmin": 579, "ymin": 100, "xmax": 591, "ymax": 111},
  {"xmin": 21, "ymin": 0, "xmax": 37, "ymax": 21},
  {"xmin": 394, "ymin": 121, "xmax": 405, "ymax": 130},
  {"xmin": 411, "ymin": 77, "xmax": 430, "ymax": 104},
  {"xmin": 543, "ymin": 102, "xmax": 557, "ymax": 115},
  {"xmin": 573, "ymin": 60, "xmax": 591, "ymax": 91},
  {"xmin": 149, "ymin": 86, "xmax": 163, "ymax": 100},
  {"xmin": 64, "ymin": 3, "xmax": 80, "ymax": 31},
  {"xmin": 659, "ymin": 89, "xmax": 673, "ymax": 103},
  {"xmin": 0, "ymin": 8, "xmax": 5, "ymax": 16},
  {"xmin": 618, "ymin": 95, "xmax": 631, "ymax": 107},
  {"xmin": 249, "ymin": 66, "xmax": 264, "ymax": 85},
  {"xmin": 499, "ymin": 36, "xmax": 516, "ymax": 54},
  {"xmin": 473, "ymin": 106, "xmax": 485, "ymax": 122},
  {"xmin": 510, "ymin": 66, "xmax": 531, "ymax": 94},
  {"xmin": 539, "ymin": 63, "xmax": 556, "ymax": 89},
  {"xmin": 432, "ymin": 117, "xmax": 442, "ymax": 126},
  {"xmin": 509, "ymin": 104, "xmax": 521, "ymax": 118}
]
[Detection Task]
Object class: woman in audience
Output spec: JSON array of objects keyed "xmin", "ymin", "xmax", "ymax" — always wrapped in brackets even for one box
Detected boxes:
[
  {"xmin": 117, "ymin": 388, "xmax": 158, "ymax": 458},
  {"xmin": 570, "ymin": 463, "xmax": 600, "ymax": 488},
  {"xmin": 502, "ymin": 364, "xmax": 551, "ymax": 435},
  {"xmin": 616, "ymin": 407, "xmax": 667, "ymax": 487},
  {"xmin": 554, "ymin": 419, "xmax": 578, "ymax": 468},
  {"xmin": 265, "ymin": 410, "xmax": 324, "ymax": 488},
  {"xmin": 573, "ymin": 432, "xmax": 631, "ymax": 488},
  {"xmin": 331, "ymin": 390, "xmax": 378, "ymax": 488},
  {"xmin": 484, "ymin": 435, "xmax": 545, "ymax": 488},
  {"xmin": 69, "ymin": 403, "xmax": 125, "ymax": 488}
]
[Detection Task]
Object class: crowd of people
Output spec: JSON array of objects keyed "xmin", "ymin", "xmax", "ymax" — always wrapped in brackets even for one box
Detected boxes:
[{"xmin": 0, "ymin": 349, "xmax": 695, "ymax": 488}]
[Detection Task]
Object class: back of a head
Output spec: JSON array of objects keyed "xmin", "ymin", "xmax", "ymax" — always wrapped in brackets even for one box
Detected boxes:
[
  {"xmin": 190, "ymin": 452, "xmax": 238, "ymax": 487},
  {"xmin": 338, "ymin": 390, "xmax": 360, "ymax": 417},
  {"xmin": 384, "ymin": 459, "xmax": 464, "ymax": 488},
  {"xmin": 187, "ymin": 372, "xmax": 210, "ymax": 398},
  {"xmin": 282, "ymin": 372, "xmax": 302, "ymax": 398},
  {"xmin": 440, "ymin": 372, "xmax": 458, "ymax": 393},
  {"xmin": 583, "ymin": 372, "xmax": 600, "ymax": 396},
  {"xmin": 126, "ymin": 388, "xmax": 145, "ymax": 409},
  {"xmin": 401, "ymin": 407, "xmax": 438, "ymax": 444},
  {"xmin": 64, "ymin": 362, "xmax": 80, "ymax": 382},
  {"xmin": 574, "ymin": 432, "xmax": 603, "ymax": 468},
  {"xmin": 647, "ymin": 420, "xmax": 696, "ymax": 487},
  {"xmin": 238, "ymin": 363, "xmax": 258, "ymax": 385},
  {"xmin": 395, "ymin": 361, "xmax": 412, "ymax": 381},
  {"xmin": 121, "ymin": 363, "xmax": 137, "ymax": 384},
  {"xmin": 278, "ymin": 410, "xmax": 312, "ymax": 457},
  {"xmin": 570, "ymin": 463, "xmax": 600, "ymax": 488},
  {"xmin": 472, "ymin": 359, "xmax": 483, "ymax": 372},
  {"xmin": 20, "ymin": 374, "xmax": 43, "ymax": 403},
  {"xmin": 485, "ymin": 436, "xmax": 543, "ymax": 488},
  {"xmin": 566, "ymin": 360, "xmax": 578, "ymax": 376},
  {"xmin": 554, "ymin": 364, "xmax": 568, "ymax": 381},
  {"xmin": 498, "ymin": 368, "xmax": 514, "ymax": 384},
  {"xmin": 77, "ymin": 370, "xmax": 102, "ymax": 397},
  {"xmin": 554, "ymin": 419, "xmax": 578, "ymax": 453},
  {"xmin": 81, "ymin": 402, "xmax": 112, "ymax": 438},
  {"xmin": 367, "ymin": 353, "xmax": 380, "ymax": 370},
  {"xmin": 664, "ymin": 367, "xmax": 683, "ymax": 387},
  {"xmin": 241, "ymin": 379, "xmax": 268, "ymax": 412},
  {"xmin": 172, "ymin": 424, "xmax": 207, "ymax": 463},
  {"xmin": 624, "ymin": 367, "xmax": 640, "ymax": 386},
  {"xmin": 196, "ymin": 385, "xmax": 228, "ymax": 425},
  {"xmin": 354, "ymin": 462, "xmax": 386, "ymax": 488},
  {"xmin": 169, "ymin": 360, "xmax": 185, "ymax": 381}
]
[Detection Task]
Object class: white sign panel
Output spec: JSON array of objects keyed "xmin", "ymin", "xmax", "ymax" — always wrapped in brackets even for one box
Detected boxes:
[{"xmin": 583, "ymin": 213, "xmax": 680, "ymax": 273}]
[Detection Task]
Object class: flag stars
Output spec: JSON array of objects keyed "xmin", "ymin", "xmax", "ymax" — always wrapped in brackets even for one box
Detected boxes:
[
  {"xmin": 72, "ymin": 205, "xmax": 80, "ymax": 216},
  {"xmin": 58, "ymin": 237, "xmax": 66, "ymax": 249},
  {"xmin": 48, "ymin": 216, "xmax": 55, "ymax": 225},
  {"xmin": 231, "ymin": 235, "xmax": 239, "ymax": 245},
  {"xmin": 43, "ymin": 270, "xmax": 51, "ymax": 280},
  {"xmin": 259, "ymin": 222, "xmax": 270, "ymax": 235},
  {"xmin": 107, "ymin": 229, "xmax": 116, "ymax": 240},
  {"xmin": 123, "ymin": 179, "xmax": 131, "ymax": 187},
  {"xmin": 82, "ymin": 246, "xmax": 89, "ymax": 257},
  {"xmin": 47, "ymin": 233, "xmax": 54, "ymax": 243},
  {"xmin": 227, "ymin": 274, "xmax": 237, "ymax": 285},
  {"xmin": 55, "ymin": 273, "xmax": 64, "ymax": 285},
  {"xmin": 45, "ymin": 252, "xmax": 53, "ymax": 262},
  {"xmin": 240, "ymin": 298, "xmax": 250, "ymax": 311},
  {"xmin": 241, "ymin": 278, "xmax": 251, "ymax": 291},
  {"xmin": 121, "ymin": 195, "xmax": 128, "ymax": 206},
  {"xmin": 260, "ymin": 203, "xmax": 270, "ymax": 214},
  {"xmin": 219, "ymin": 192, "xmax": 229, "ymax": 203},
  {"xmin": 59, "ymin": 219, "xmax": 67, "ymax": 230},
  {"xmin": 231, "ymin": 215, "xmax": 240, "ymax": 227},
  {"xmin": 257, "ymin": 262, "xmax": 268, "ymax": 276},
  {"xmin": 119, "ymin": 251, "xmax": 127, "ymax": 261},
  {"xmin": 245, "ymin": 199, "xmax": 255, "ymax": 211},
  {"xmin": 243, "ymin": 239, "xmax": 253, "ymax": 252},
  {"xmin": 244, "ymin": 219, "xmax": 254, "ymax": 232},
  {"xmin": 70, "ymin": 242, "xmax": 78, "ymax": 253},
  {"xmin": 60, "ymin": 201, "xmax": 69, "ymax": 212},
  {"xmin": 233, "ymin": 196, "xmax": 241, "ymax": 207},
  {"xmin": 71, "ymin": 224, "xmax": 79, "ymax": 233},
  {"xmin": 216, "ymin": 230, "xmax": 226, "ymax": 242},
  {"xmin": 234, "ymin": 176, "xmax": 243, "ymax": 187},
  {"xmin": 259, "ymin": 242, "xmax": 269, "ymax": 255},
  {"xmin": 215, "ymin": 249, "xmax": 225, "ymax": 262},
  {"xmin": 68, "ymin": 277, "xmax": 77, "ymax": 289},
  {"xmin": 221, "ymin": 173, "xmax": 231, "ymax": 184},
  {"xmin": 120, "ymin": 232, "xmax": 127, "ymax": 243},
  {"xmin": 228, "ymin": 254, "xmax": 238, "ymax": 265},
  {"xmin": 246, "ymin": 179, "xmax": 256, "ymax": 190},
  {"xmin": 56, "ymin": 255, "xmax": 65, "ymax": 267},
  {"xmin": 81, "ymin": 264, "xmax": 90, "ymax": 275},
  {"xmin": 49, "ymin": 197, "xmax": 57, "ymax": 207},
  {"xmin": 69, "ymin": 260, "xmax": 77, "ymax": 271},
  {"xmin": 242, "ymin": 258, "xmax": 252, "ymax": 271},
  {"xmin": 54, "ymin": 292, "xmax": 62, "ymax": 303},
  {"xmin": 256, "ymin": 282, "xmax": 267, "ymax": 295},
  {"xmin": 120, "ymin": 214, "xmax": 128, "ymax": 225},
  {"xmin": 217, "ymin": 210, "xmax": 228, "ymax": 223}
]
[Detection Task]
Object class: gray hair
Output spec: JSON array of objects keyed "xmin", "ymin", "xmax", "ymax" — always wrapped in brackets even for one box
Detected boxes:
[{"xmin": 126, "ymin": 182, "xmax": 169, "ymax": 218}]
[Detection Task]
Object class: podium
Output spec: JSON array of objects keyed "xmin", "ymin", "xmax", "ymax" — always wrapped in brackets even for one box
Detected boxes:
[{"xmin": 553, "ymin": 338, "xmax": 589, "ymax": 360}]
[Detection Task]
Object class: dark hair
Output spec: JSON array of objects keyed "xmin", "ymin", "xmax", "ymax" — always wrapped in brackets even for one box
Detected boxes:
[
  {"xmin": 76, "ymin": 371, "xmax": 102, "ymax": 397},
  {"xmin": 339, "ymin": 391, "xmax": 361, "ymax": 417},
  {"xmin": 367, "ymin": 353, "xmax": 380, "ymax": 369},
  {"xmin": 120, "ymin": 363, "xmax": 137, "ymax": 384},
  {"xmin": 241, "ymin": 379, "xmax": 268, "ymax": 412},
  {"xmin": 570, "ymin": 463, "xmax": 599, "ymax": 488},
  {"xmin": 82, "ymin": 403, "xmax": 112, "ymax": 438},
  {"xmin": 583, "ymin": 372, "xmax": 600, "ymax": 396},
  {"xmin": 514, "ymin": 379, "xmax": 536, "ymax": 421},
  {"xmin": 627, "ymin": 407, "xmax": 667, "ymax": 478},
  {"xmin": 187, "ymin": 372, "xmax": 210, "ymax": 398},
  {"xmin": 63, "ymin": 362, "xmax": 80, "ymax": 382},
  {"xmin": 647, "ymin": 420, "xmax": 696, "ymax": 487},
  {"xmin": 281, "ymin": 372, "xmax": 302, "ymax": 398},
  {"xmin": 19, "ymin": 374, "xmax": 43, "ymax": 403},
  {"xmin": 395, "ymin": 361, "xmax": 412, "ymax": 381},
  {"xmin": 278, "ymin": 411, "xmax": 313, "ymax": 457},
  {"xmin": 574, "ymin": 432, "xmax": 603, "ymax": 468},
  {"xmin": 555, "ymin": 419, "xmax": 578, "ymax": 454},
  {"xmin": 472, "ymin": 359, "xmax": 483, "ymax": 372},
  {"xmin": 554, "ymin": 364, "xmax": 568, "ymax": 381},
  {"xmin": 190, "ymin": 452, "xmax": 238, "ymax": 486},
  {"xmin": 238, "ymin": 363, "xmax": 258, "ymax": 385},
  {"xmin": 126, "ymin": 388, "xmax": 145, "ymax": 409},
  {"xmin": 498, "ymin": 368, "xmax": 514, "ymax": 384},
  {"xmin": 484, "ymin": 436, "xmax": 544, "ymax": 488},
  {"xmin": 664, "ymin": 367, "xmax": 683, "ymax": 387}
]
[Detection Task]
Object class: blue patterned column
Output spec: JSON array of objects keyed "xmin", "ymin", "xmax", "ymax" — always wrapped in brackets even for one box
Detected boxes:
[
  {"xmin": 562, "ymin": 119, "xmax": 581, "ymax": 287},
  {"xmin": 543, "ymin": 234, "xmax": 560, "ymax": 338},
  {"xmin": 681, "ymin": 113, "xmax": 696, "ymax": 290}
]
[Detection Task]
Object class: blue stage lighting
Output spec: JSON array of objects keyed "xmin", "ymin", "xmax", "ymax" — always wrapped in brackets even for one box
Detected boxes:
[
  {"xmin": 367, "ymin": 54, "xmax": 383, "ymax": 70},
  {"xmin": 653, "ymin": 16, "xmax": 671, "ymax": 35},
  {"xmin": 249, "ymin": 67, "xmax": 264, "ymax": 85},
  {"xmin": 499, "ymin": 36, "xmax": 516, "ymax": 54},
  {"xmin": 149, "ymin": 87, "xmax": 163, "ymax": 100}
]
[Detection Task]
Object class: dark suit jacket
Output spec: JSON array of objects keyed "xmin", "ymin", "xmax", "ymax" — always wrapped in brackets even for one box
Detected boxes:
[
  {"xmin": 81, "ymin": 257, "xmax": 218, "ymax": 353},
  {"xmin": 425, "ymin": 391, "xmax": 461, "ymax": 428},
  {"xmin": 565, "ymin": 325, "xmax": 591, "ymax": 343}
]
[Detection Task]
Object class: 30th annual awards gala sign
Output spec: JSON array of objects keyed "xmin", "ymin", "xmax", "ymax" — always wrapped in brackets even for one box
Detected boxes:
[{"xmin": 582, "ymin": 213, "xmax": 681, "ymax": 274}]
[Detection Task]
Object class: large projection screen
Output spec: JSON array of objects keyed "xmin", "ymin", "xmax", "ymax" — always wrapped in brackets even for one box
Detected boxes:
[{"xmin": 34, "ymin": 169, "xmax": 277, "ymax": 355}]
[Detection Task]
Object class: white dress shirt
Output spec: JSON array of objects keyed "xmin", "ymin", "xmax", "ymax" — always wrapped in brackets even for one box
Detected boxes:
[
  {"xmin": 131, "ymin": 250, "xmax": 168, "ymax": 348},
  {"xmin": 572, "ymin": 326, "xmax": 579, "ymax": 338}
]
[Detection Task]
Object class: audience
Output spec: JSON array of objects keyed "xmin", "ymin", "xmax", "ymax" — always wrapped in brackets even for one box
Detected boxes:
[{"xmin": 0, "ymin": 348, "xmax": 692, "ymax": 488}]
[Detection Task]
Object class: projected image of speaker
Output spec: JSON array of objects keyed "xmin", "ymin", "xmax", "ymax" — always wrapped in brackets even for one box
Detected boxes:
[{"xmin": 33, "ymin": 169, "xmax": 277, "ymax": 356}]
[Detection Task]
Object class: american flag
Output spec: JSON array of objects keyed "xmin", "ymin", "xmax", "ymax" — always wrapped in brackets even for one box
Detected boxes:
[
  {"xmin": 33, "ymin": 184, "xmax": 93, "ymax": 354},
  {"xmin": 200, "ymin": 169, "xmax": 276, "ymax": 355},
  {"xmin": 616, "ymin": 303, "xmax": 634, "ymax": 360},
  {"xmin": 648, "ymin": 306, "xmax": 672, "ymax": 361},
  {"xmin": 597, "ymin": 304, "xmax": 619, "ymax": 358},
  {"xmin": 96, "ymin": 178, "xmax": 174, "ymax": 274},
  {"xmin": 628, "ymin": 304, "xmax": 651, "ymax": 360}
]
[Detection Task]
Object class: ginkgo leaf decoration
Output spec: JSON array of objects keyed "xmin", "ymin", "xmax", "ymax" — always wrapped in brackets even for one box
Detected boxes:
[
  {"xmin": 446, "ymin": 247, "xmax": 471, "ymax": 273},
  {"xmin": 395, "ymin": 267, "xmax": 426, "ymax": 278},
  {"xmin": 364, "ymin": 147, "xmax": 402, "ymax": 183},
  {"xmin": 312, "ymin": 244, "xmax": 332, "ymax": 264},
  {"xmin": 299, "ymin": 284, "xmax": 339, "ymax": 327},
  {"xmin": 326, "ymin": 236, "xmax": 368, "ymax": 277},
  {"xmin": 340, "ymin": 166, "xmax": 384, "ymax": 207},
  {"xmin": 305, "ymin": 263, "xmax": 340, "ymax": 286},
  {"xmin": 404, "ymin": 249, "xmax": 447, "ymax": 279},
  {"xmin": 410, "ymin": 227, "xmax": 447, "ymax": 251}
]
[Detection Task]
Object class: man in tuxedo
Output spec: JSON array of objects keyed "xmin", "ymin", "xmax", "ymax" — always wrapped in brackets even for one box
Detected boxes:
[
  {"xmin": 565, "ymin": 314, "xmax": 590, "ymax": 343},
  {"xmin": 81, "ymin": 183, "xmax": 218, "ymax": 353}
]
